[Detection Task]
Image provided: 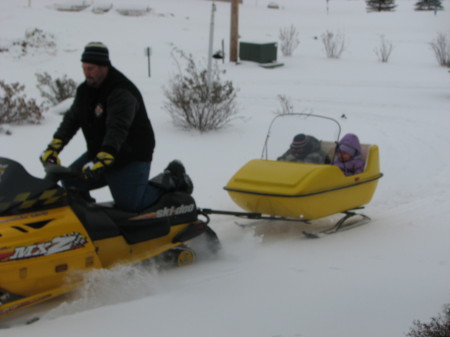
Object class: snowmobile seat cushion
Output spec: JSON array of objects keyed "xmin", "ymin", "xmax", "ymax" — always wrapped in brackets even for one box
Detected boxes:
[
  {"xmin": 99, "ymin": 207, "xmax": 170, "ymax": 244},
  {"xmin": 70, "ymin": 201, "xmax": 121, "ymax": 240},
  {"xmin": 105, "ymin": 192, "xmax": 199, "ymax": 245}
]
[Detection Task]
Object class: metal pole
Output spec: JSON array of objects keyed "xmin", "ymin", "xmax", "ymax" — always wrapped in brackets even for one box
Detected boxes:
[
  {"xmin": 207, "ymin": 2, "xmax": 216, "ymax": 90},
  {"xmin": 230, "ymin": 0, "xmax": 239, "ymax": 62},
  {"xmin": 146, "ymin": 47, "xmax": 151, "ymax": 78},
  {"xmin": 221, "ymin": 39, "xmax": 225, "ymax": 64},
  {"xmin": 148, "ymin": 53, "xmax": 151, "ymax": 78}
]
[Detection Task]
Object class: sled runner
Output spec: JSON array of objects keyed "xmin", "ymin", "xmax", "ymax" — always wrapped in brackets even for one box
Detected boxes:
[
  {"xmin": 202, "ymin": 113, "xmax": 383, "ymax": 236},
  {"xmin": 0, "ymin": 158, "xmax": 220, "ymax": 319}
]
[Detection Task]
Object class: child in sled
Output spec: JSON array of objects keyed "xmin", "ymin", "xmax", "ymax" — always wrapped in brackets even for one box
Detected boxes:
[
  {"xmin": 278, "ymin": 133, "xmax": 328, "ymax": 164},
  {"xmin": 333, "ymin": 133, "xmax": 365, "ymax": 176}
]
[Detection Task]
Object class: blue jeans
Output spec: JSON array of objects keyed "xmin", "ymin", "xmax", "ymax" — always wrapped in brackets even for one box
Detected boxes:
[{"xmin": 63, "ymin": 152, "xmax": 161, "ymax": 211}]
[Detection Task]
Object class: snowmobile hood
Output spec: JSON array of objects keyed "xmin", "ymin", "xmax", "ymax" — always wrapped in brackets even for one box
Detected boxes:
[{"xmin": 0, "ymin": 157, "xmax": 65, "ymax": 215}]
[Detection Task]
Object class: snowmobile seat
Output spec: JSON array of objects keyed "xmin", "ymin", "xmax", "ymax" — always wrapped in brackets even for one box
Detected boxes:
[
  {"xmin": 69, "ymin": 198, "xmax": 121, "ymax": 241},
  {"xmin": 101, "ymin": 192, "xmax": 198, "ymax": 245},
  {"xmin": 70, "ymin": 190, "xmax": 198, "ymax": 244},
  {"xmin": 101, "ymin": 207, "xmax": 170, "ymax": 244}
]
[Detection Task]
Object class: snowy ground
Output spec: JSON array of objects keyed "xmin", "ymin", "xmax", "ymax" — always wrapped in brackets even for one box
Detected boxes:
[{"xmin": 0, "ymin": 0, "xmax": 449, "ymax": 336}]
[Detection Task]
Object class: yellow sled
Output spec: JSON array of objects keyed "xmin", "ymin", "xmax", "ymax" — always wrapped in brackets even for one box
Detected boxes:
[
  {"xmin": 0, "ymin": 158, "xmax": 220, "ymax": 319},
  {"xmin": 224, "ymin": 142, "xmax": 382, "ymax": 220},
  {"xmin": 202, "ymin": 113, "xmax": 383, "ymax": 237}
]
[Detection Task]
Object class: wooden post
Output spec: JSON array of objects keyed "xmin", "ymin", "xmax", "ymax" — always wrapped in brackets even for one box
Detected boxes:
[{"xmin": 230, "ymin": 0, "xmax": 239, "ymax": 62}]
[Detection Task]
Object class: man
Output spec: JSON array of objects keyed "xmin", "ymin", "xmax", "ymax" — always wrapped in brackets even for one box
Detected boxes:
[
  {"xmin": 40, "ymin": 42, "xmax": 163, "ymax": 211},
  {"xmin": 277, "ymin": 133, "xmax": 328, "ymax": 164}
]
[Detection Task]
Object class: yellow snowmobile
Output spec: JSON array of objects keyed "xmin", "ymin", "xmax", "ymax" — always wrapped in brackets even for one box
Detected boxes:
[{"xmin": 0, "ymin": 157, "xmax": 220, "ymax": 319}]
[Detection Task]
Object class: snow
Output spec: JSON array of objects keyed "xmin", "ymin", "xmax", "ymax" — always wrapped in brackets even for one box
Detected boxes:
[{"xmin": 1, "ymin": 0, "xmax": 449, "ymax": 336}]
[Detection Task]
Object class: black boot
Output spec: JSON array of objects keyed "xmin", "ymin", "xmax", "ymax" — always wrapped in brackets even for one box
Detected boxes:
[
  {"xmin": 165, "ymin": 160, "xmax": 194, "ymax": 194},
  {"xmin": 149, "ymin": 171, "xmax": 176, "ymax": 191}
]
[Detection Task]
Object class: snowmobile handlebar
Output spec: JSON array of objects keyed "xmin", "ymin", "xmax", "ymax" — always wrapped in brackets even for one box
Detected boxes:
[{"xmin": 44, "ymin": 163, "xmax": 81, "ymax": 182}]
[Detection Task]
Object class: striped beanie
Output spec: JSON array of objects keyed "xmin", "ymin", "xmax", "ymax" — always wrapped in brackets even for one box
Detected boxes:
[
  {"xmin": 81, "ymin": 42, "xmax": 111, "ymax": 66},
  {"xmin": 290, "ymin": 133, "xmax": 310, "ymax": 149}
]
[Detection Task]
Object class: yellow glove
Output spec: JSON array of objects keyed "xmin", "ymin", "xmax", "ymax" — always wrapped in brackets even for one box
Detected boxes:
[
  {"xmin": 82, "ymin": 152, "xmax": 115, "ymax": 179},
  {"xmin": 40, "ymin": 138, "xmax": 63, "ymax": 165}
]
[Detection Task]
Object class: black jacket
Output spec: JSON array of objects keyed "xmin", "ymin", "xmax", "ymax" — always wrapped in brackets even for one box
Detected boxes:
[{"xmin": 54, "ymin": 66, "xmax": 155, "ymax": 167}]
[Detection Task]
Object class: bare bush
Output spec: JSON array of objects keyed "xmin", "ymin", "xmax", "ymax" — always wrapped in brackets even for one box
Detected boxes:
[
  {"xmin": 163, "ymin": 49, "xmax": 238, "ymax": 132},
  {"xmin": 92, "ymin": 4, "xmax": 113, "ymax": 14},
  {"xmin": 321, "ymin": 30, "xmax": 346, "ymax": 59},
  {"xmin": 366, "ymin": 0, "xmax": 397, "ymax": 12},
  {"xmin": 407, "ymin": 304, "xmax": 450, "ymax": 337},
  {"xmin": 374, "ymin": 35, "xmax": 394, "ymax": 63},
  {"xmin": 279, "ymin": 25, "xmax": 300, "ymax": 57},
  {"xmin": 116, "ymin": 6, "xmax": 151, "ymax": 16},
  {"xmin": 430, "ymin": 33, "xmax": 450, "ymax": 67},
  {"xmin": 54, "ymin": 1, "xmax": 90, "ymax": 12},
  {"xmin": 274, "ymin": 94, "xmax": 294, "ymax": 115},
  {"xmin": 268, "ymin": 2, "xmax": 280, "ymax": 9},
  {"xmin": 36, "ymin": 72, "xmax": 78, "ymax": 108},
  {"xmin": 10, "ymin": 28, "xmax": 56, "ymax": 57},
  {"xmin": 0, "ymin": 81, "xmax": 43, "ymax": 125}
]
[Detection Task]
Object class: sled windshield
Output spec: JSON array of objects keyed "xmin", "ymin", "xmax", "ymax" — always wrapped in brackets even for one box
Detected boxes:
[{"xmin": 261, "ymin": 113, "xmax": 341, "ymax": 161}]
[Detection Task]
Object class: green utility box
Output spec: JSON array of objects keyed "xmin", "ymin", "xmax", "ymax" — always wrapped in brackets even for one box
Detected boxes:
[{"xmin": 239, "ymin": 41, "xmax": 277, "ymax": 64}]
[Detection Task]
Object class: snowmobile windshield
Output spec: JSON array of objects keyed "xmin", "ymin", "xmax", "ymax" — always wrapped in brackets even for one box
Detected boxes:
[{"xmin": 0, "ymin": 157, "xmax": 65, "ymax": 215}]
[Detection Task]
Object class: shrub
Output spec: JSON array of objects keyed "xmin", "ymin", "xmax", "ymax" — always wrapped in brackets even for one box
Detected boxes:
[
  {"xmin": 321, "ymin": 30, "xmax": 346, "ymax": 59},
  {"xmin": 54, "ymin": 2, "xmax": 90, "ymax": 12},
  {"xmin": 36, "ymin": 72, "xmax": 78, "ymax": 108},
  {"xmin": 374, "ymin": 35, "xmax": 394, "ymax": 63},
  {"xmin": 274, "ymin": 94, "xmax": 294, "ymax": 115},
  {"xmin": 279, "ymin": 25, "xmax": 300, "ymax": 57},
  {"xmin": 116, "ymin": 6, "xmax": 151, "ymax": 16},
  {"xmin": 415, "ymin": 0, "xmax": 444, "ymax": 11},
  {"xmin": 0, "ymin": 80, "xmax": 43, "ymax": 125},
  {"xmin": 268, "ymin": 2, "xmax": 280, "ymax": 9},
  {"xmin": 366, "ymin": 0, "xmax": 397, "ymax": 12},
  {"xmin": 163, "ymin": 48, "xmax": 238, "ymax": 132},
  {"xmin": 406, "ymin": 304, "xmax": 450, "ymax": 337},
  {"xmin": 92, "ymin": 4, "xmax": 113, "ymax": 14},
  {"xmin": 430, "ymin": 33, "xmax": 450, "ymax": 67},
  {"xmin": 11, "ymin": 28, "xmax": 56, "ymax": 57}
]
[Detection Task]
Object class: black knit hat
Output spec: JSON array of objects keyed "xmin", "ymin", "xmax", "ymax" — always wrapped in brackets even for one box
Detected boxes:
[
  {"xmin": 81, "ymin": 42, "xmax": 111, "ymax": 66},
  {"xmin": 290, "ymin": 133, "xmax": 310, "ymax": 149}
]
